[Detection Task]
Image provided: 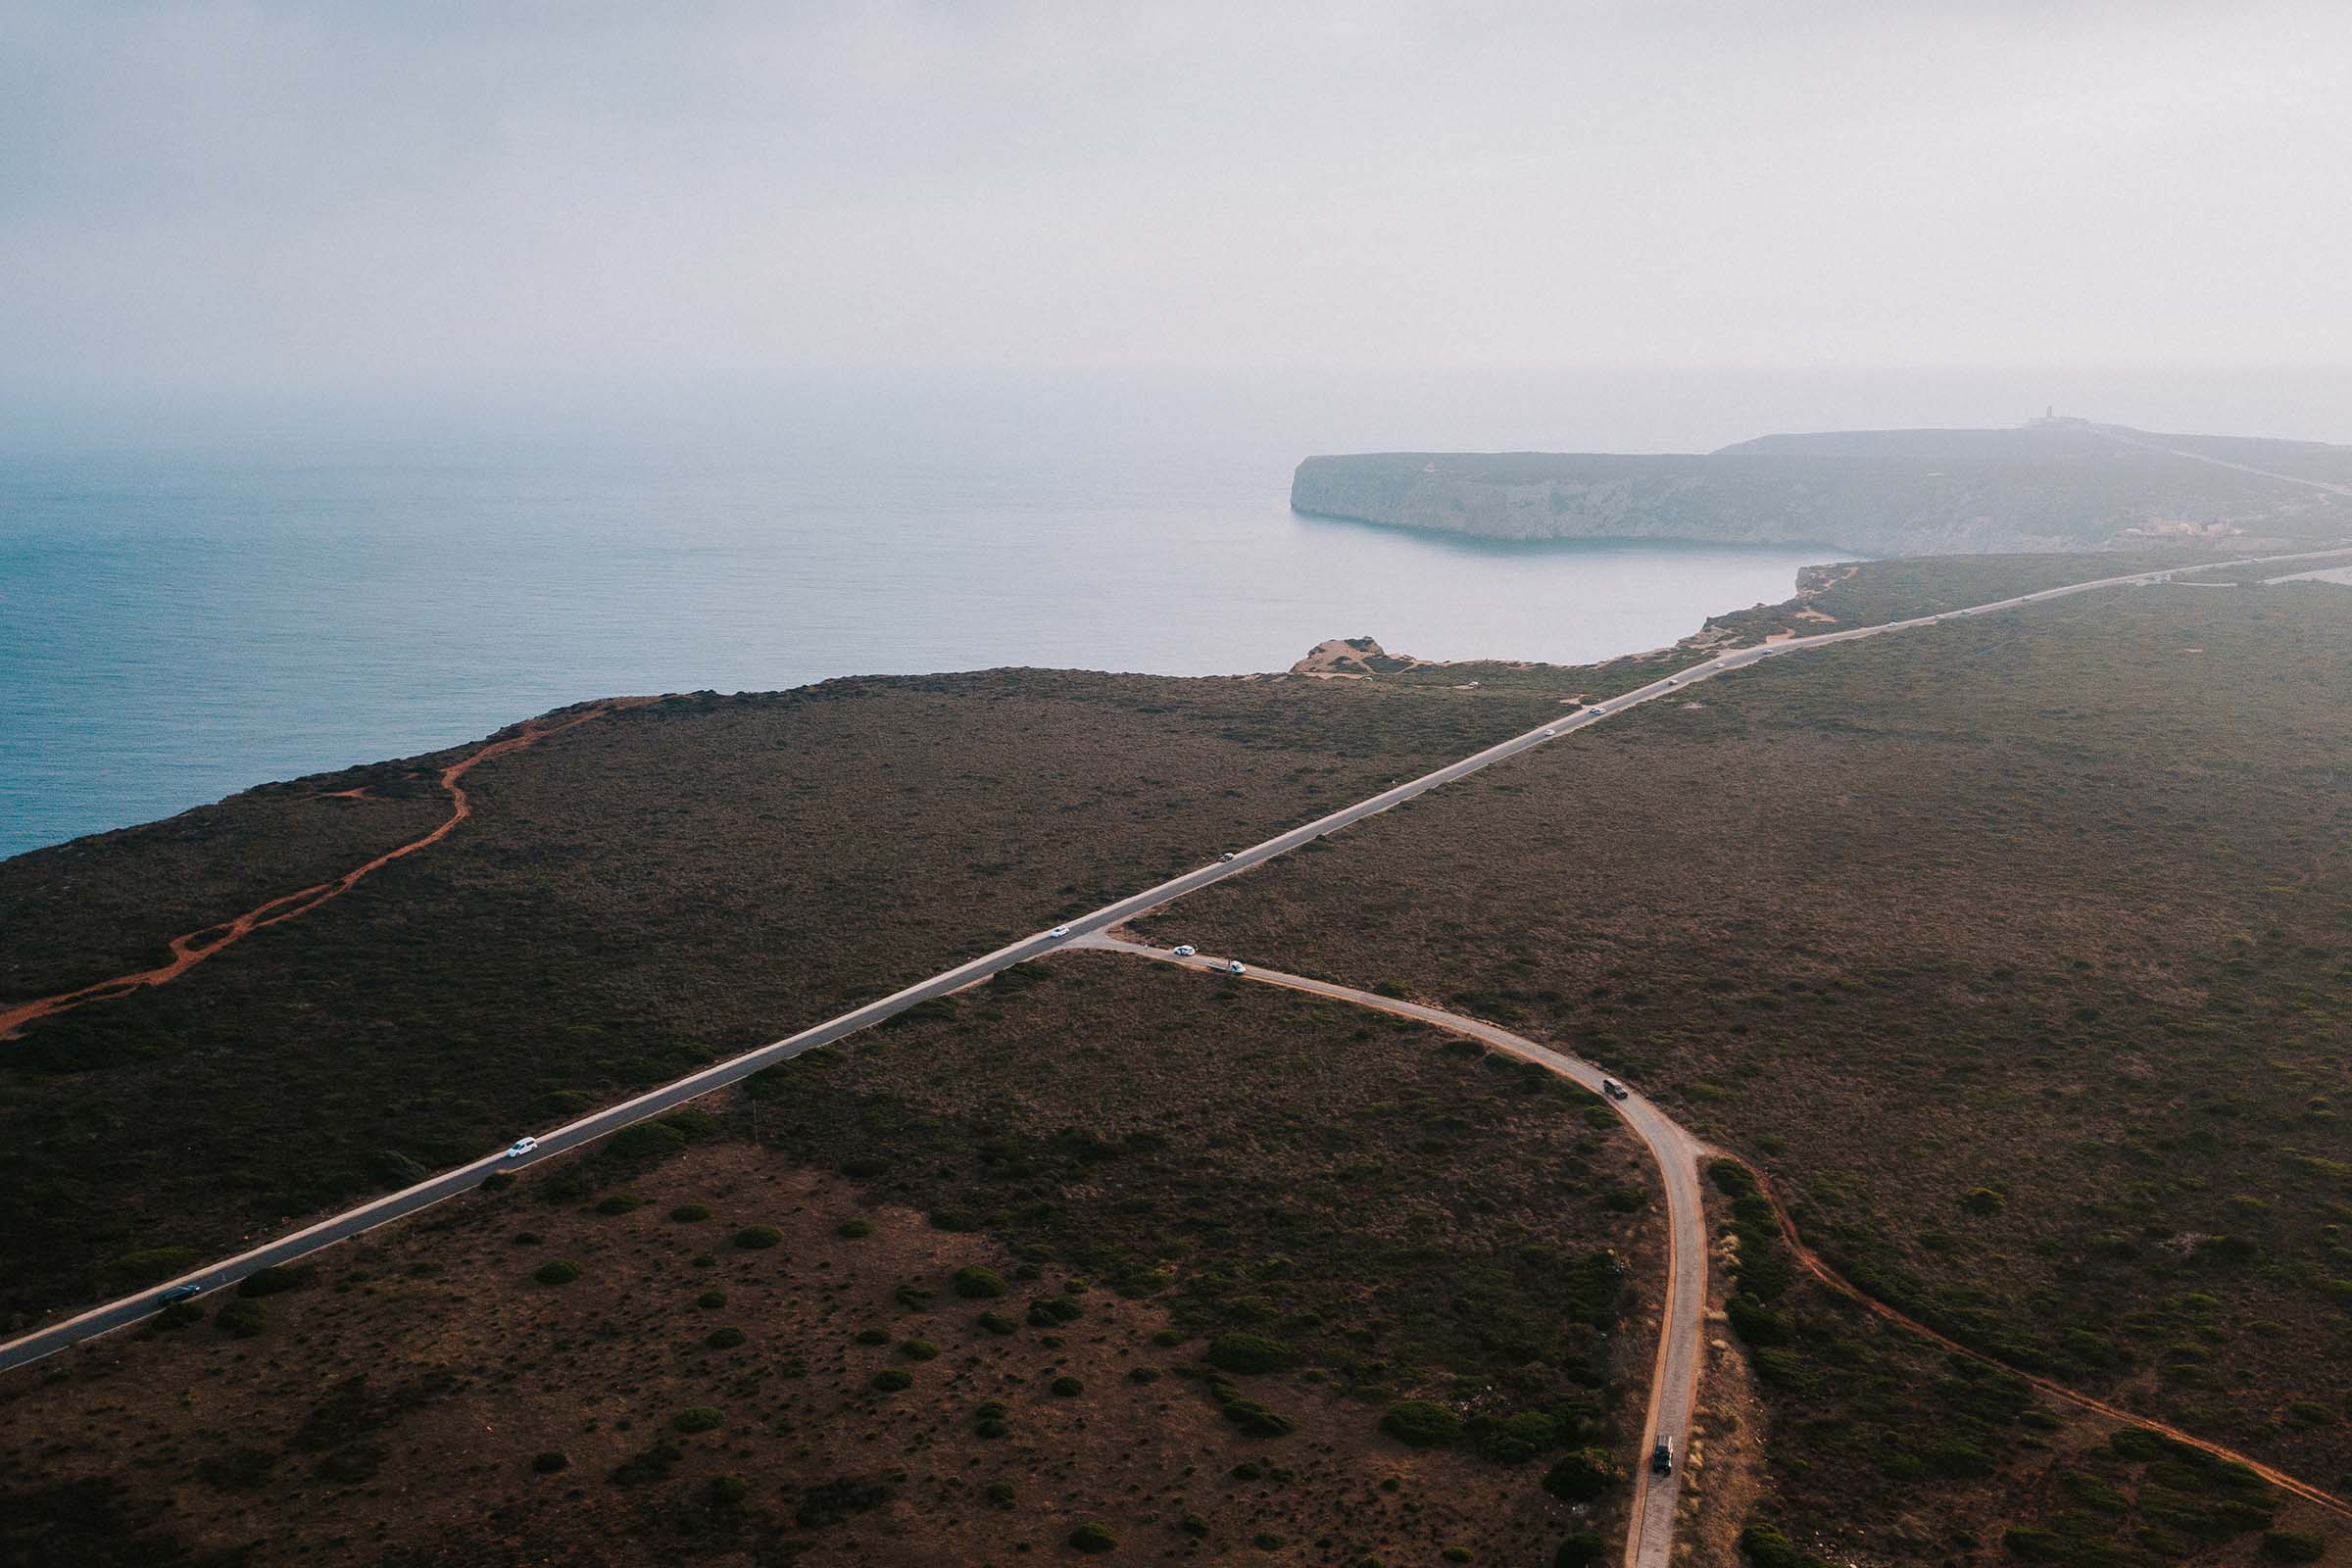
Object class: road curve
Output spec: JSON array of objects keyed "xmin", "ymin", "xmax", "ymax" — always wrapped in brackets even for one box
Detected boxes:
[
  {"xmin": 9, "ymin": 539, "xmax": 2350, "ymax": 1379},
  {"xmin": 1075, "ymin": 936, "xmax": 1707, "ymax": 1568}
]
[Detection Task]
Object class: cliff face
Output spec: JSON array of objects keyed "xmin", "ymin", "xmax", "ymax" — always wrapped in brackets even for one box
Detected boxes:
[{"xmin": 1291, "ymin": 423, "xmax": 2349, "ymax": 556}]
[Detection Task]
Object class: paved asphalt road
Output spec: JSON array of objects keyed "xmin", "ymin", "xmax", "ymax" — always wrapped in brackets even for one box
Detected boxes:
[
  {"xmin": 1077, "ymin": 936, "xmax": 1708, "ymax": 1568},
  {"xmin": 8, "ymin": 538, "xmax": 2351, "ymax": 1383}
]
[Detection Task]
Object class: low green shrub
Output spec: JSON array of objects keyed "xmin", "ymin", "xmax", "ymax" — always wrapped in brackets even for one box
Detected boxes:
[
  {"xmin": 1381, "ymin": 1400, "xmax": 1462, "ymax": 1448},
  {"xmin": 531, "ymin": 1451, "xmax": 568, "ymax": 1474},
  {"xmin": 1068, "ymin": 1522, "xmax": 1117, "ymax": 1553},
  {"xmin": 976, "ymin": 1311, "xmax": 1018, "ymax": 1335},
  {"xmin": 669, "ymin": 1203, "xmax": 710, "ymax": 1222},
  {"xmin": 1470, "ymin": 1410, "xmax": 1559, "ymax": 1465},
  {"xmin": 929, "ymin": 1208, "xmax": 980, "ymax": 1233},
  {"xmin": 733, "ymin": 1225, "xmax": 782, "ymax": 1250},
  {"xmin": 214, "ymin": 1298, "xmax": 267, "ymax": 1338},
  {"xmin": 953, "ymin": 1264, "xmax": 1007, "ymax": 1298},
  {"xmin": 709, "ymin": 1473, "xmax": 749, "ymax": 1505},
  {"xmin": 1223, "ymin": 1397, "xmax": 1296, "ymax": 1436},
  {"xmin": 1555, "ymin": 1532, "xmax": 1606, "ymax": 1568},
  {"xmin": 902, "ymin": 1338, "xmax": 940, "ymax": 1360},
  {"xmin": 983, "ymin": 1481, "xmax": 1015, "ymax": 1508},
  {"xmin": 236, "ymin": 1264, "xmax": 316, "ymax": 1298},
  {"xmin": 1051, "ymin": 1375, "xmax": 1084, "ymax": 1396},
  {"xmin": 836, "ymin": 1218, "xmax": 872, "ymax": 1239},
  {"xmin": 662, "ymin": 1108, "xmax": 722, "ymax": 1141},
  {"xmin": 105, "ymin": 1247, "xmax": 197, "ymax": 1290},
  {"xmin": 1542, "ymin": 1448, "xmax": 1620, "ymax": 1502},
  {"xmin": 534, "ymin": 1258, "xmax": 583, "ymax": 1286},
  {"xmin": 706, "ymin": 1326, "xmax": 747, "ymax": 1349},
  {"xmin": 696, "ymin": 1290, "xmax": 726, "ymax": 1309},
  {"xmin": 595, "ymin": 1194, "xmax": 645, "ymax": 1215},
  {"xmin": 671, "ymin": 1406, "xmax": 722, "ymax": 1433},
  {"xmin": 871, "ymin": 1368, "xmax": 913, "ymax": 1393},
  {"xmin": 1206, "ymin": 1332, "xmax": 1294, "ymax": 1374},
  {"xmin": 2262, "ymin": 1531, "xmax": 2325, "ymax": 1562},
  {"xmin": 607, "ymin": 1123, "xmax": 687, "ymax": 1159}
]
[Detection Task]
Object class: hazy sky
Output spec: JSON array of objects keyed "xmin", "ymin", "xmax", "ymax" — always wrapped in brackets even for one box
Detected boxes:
[{"xmin": 7, "ymin": 1, "xmax": 2351, "ymax": 405}]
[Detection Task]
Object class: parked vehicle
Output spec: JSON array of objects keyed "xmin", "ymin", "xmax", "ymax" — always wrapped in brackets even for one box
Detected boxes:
[
  {"xmin": 1225, "ymin": 960, "xmax": 1247, "ymax": 975},
  {"xmin": 1651, "ymin": 1438, "xmax": 1673, "ymax": 1475},
  {"xmin": 1048, "ymin": 925, "xmax": 1070, "ymax": 938},
  {"xmin": 505, "ymin": 1136, "xmax": 539, "ymax": 1158},
  {"xmin": 1219, "ymin": 851, "xmax": 1238, "ymax": 862},
  {"xmin": 1601, "ymin": 1078, "xmax": 1629, "ymax": 1102},
  {"xmin": 1172, "ymin": 945, "xmax": 1196, "ymax": 956}
]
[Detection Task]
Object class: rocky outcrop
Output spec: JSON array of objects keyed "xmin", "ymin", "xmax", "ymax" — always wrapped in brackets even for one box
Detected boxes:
[{"xmin": 1289, "ymin": 637, "xmax": 1424, "ymax": 677}]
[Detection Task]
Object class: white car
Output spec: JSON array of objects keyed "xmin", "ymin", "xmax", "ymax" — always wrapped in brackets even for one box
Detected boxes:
[
  {"xmin": 1219, "ymin": 851, "xmax": 1238, "ymax": 862},
  {"xmin": 1600, "ymin": 1079, "xmax": 1629, "ymax": 1102},
  {"xmin": 1172, "ymin": 945, "xmax": 1197, "ymax": 957},
  {"xmin": 1540, "ymin": 728, "xmax": 1555, "ymax": 738},
  {"xmin": 504, "ymin": 1136, "xmax": 539, "ymax": 1158},
  {"xmin": 1048, "ymin": 925, "xmax": 1070, "ymax": 938},
  {"xmin": 1225, "ymin": 960, "xmax": 1247, "ymax": 975}
]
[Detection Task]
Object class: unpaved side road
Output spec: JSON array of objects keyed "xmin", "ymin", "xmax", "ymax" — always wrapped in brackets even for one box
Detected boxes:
[{"xmin": 1075, "ymin": 935, "xmax": 1709, "ymax": 1568}]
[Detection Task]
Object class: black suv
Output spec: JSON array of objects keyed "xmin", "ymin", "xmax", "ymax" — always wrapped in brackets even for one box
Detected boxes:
[{"xmin": 1650, "ymin": 1439, "xmax": 1673, "ymax": 1476}]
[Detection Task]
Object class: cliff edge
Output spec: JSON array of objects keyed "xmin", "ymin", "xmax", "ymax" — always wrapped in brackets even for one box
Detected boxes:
[{"xmin": 1291, "ymin": 420, "xmax": 2352, "ymax": 557}]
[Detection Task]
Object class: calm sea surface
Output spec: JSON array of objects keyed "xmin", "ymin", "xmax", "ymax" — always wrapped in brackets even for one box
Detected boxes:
[{"xmin": 0, "ymin": 402, "xmax": 1840, "ymax": 858}]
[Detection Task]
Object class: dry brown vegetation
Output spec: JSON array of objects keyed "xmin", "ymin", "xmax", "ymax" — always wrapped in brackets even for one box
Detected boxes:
[
  {"xmin": 1136, "ymin": 580, "xmax": 2352, "ymax": 1563},
  {"xmin": 0, "ymin": 960, "xmax": 1656, "ymax": 1566},
  {"xmin": 6, "ymin": 662, "xmax": 1705, "ymax": 1327}
]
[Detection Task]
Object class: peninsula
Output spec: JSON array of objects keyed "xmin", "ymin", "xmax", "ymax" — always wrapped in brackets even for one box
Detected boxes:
[{"xmin": 1292, "ymin": 417, "xmax": 2352, "ymax": 556}]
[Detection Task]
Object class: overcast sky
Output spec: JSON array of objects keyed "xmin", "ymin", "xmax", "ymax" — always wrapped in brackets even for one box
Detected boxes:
[{"xmin": 6, "ymin": 1, "xmax": 2350, "ymax": 408}]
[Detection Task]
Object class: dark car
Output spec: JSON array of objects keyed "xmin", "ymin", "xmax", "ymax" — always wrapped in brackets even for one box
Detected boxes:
[
  {"xmin": 1601, "ymin": 1077, "xmax": 1630, "ymax": 1102},
  {"xmin": 160, "ymin": 1284, "xmax": 203, "ymax": 1305},
  {"xmin": 1651, "ymin": 1439, "xmax": 1673, "ymax": 1476}
]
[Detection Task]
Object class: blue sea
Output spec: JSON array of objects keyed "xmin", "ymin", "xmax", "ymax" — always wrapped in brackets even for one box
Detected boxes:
[{"xmin": 0, "ymin": 378, "xmax": 1843, "ymax": 858}]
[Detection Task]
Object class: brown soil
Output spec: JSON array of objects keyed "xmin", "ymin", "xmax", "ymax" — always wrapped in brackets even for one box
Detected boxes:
[{"xmin": 0, "ymin": 1143, "xmax": 1596, "ymax": 1566}]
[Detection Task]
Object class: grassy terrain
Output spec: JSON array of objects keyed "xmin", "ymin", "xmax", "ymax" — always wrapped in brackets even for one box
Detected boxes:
[
  {"xmin": 6, "ymin": 660, "xmax": 1726, "ymax": 1328},
  {"xmin": 0, "ymin": 752, "xmax": 456, "ymax": 1004},
  {"xmin": 0, "ymin": 959, "xmax": 1654, "ymax": 1566},
  {"xmin": 1694, "ymin": 550, "xmax": 2275, "ymax": 646},
  {"xmin": 1134, "ymin": 583, "xmax": 2352, "ymax": 1559}
]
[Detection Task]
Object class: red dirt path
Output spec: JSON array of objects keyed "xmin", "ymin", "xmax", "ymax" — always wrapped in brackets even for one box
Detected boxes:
[
  {"xmin": 1729, "ymin": 1155, "xmax": 2352, "ymax": 1522},
  {"xmin": 0, "ymin": 702, "xmax": 636, "ymax": 1041}
]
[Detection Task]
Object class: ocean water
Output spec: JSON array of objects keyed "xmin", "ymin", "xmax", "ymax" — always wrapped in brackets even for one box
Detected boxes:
[{"xmin": 0, "ymin": 389, "xmax": 1840, "ymax": 858}]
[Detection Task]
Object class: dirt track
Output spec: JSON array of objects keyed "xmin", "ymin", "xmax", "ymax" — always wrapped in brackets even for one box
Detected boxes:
[
  {"xmin": 1729, "ymin": 1156, "xmax": 2352, "ymax": 1522},
  {"xmin": 0, "ymin": 701, "xmax": 636, "ymax": 1041}
]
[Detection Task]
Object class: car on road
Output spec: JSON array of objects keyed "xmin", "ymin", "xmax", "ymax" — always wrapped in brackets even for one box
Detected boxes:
[
  {"xmin": 1600, "ymin": 1078, "xmax": 1629, "ymax": 1102},
  {"xmin": 160, "ymin": 1284, "xmax": 203, "ymax": 1304},
  {"xmin": 1540, "ymin": 728, "xmax": 1555, "ymax": 737},
  {"xmin": 1225, "ymin": 960, "xmax": 1247, "ymax": 975},
  {"xmin": 1651, "ymin": 1438, "xmax": 1673, "ymax": 1476},
  {"xmin": 1219, "ymin": 851, "xmax": 1238, "ymax": 861},
  {"xmin": 504, "ymin": 1136, "xmax": 539, "ymax": 1158},
  {"xmin": 1172, "ymin": 945, "xmax": 1196, "ymax": 956},
  {"xmin": 1048, "ymin": 925, "xmax": 1070, "ymax": 938}
]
